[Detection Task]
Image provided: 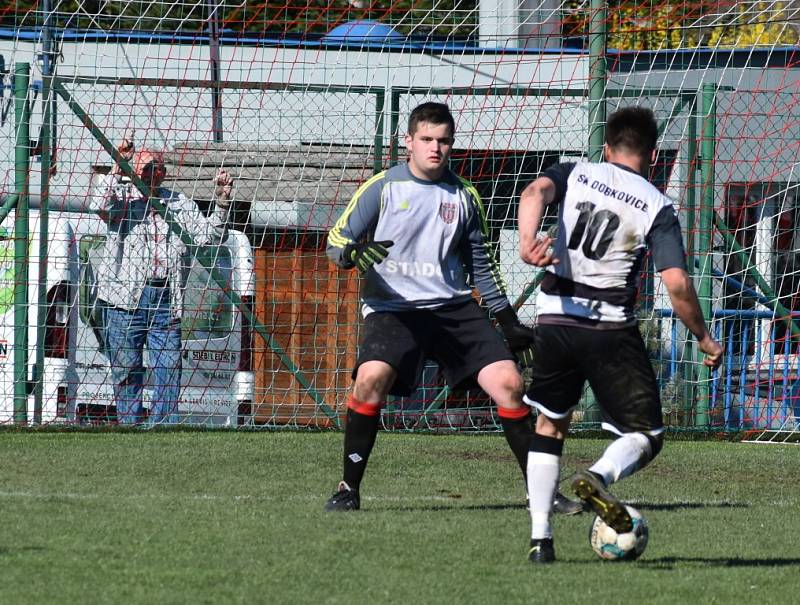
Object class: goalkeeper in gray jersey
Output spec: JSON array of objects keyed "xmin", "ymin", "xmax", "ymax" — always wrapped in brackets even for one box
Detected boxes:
[{"xmin": 324, "ymin": 102, "xmax": 581, "ymax": 515}]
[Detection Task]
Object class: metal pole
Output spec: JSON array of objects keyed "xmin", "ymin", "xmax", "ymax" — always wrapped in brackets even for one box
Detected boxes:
[
  {"xmin": 41, "ymin": 0, "xmax": 57, "ymax": 151},
  {"xmin": 34, "ymin": 2, "xmax": 55, "ymax": 422},
  {"xmin": 0, "ymin": 194, "xmax": 19, "ymax": 225},
  {"xmin": 373, "ymin": 90, "xmax": 385, "ymax": 174},
  {"xmin": 685, "ymin": 99, "xmax": 697, "ymax": 274},
  {"xmin": 13, "ymin": 63, "xmax": 31, "ymax": 425},
  {"xmin": 206, "ymin": 0, "xmax": 223, "ymax": 143},
  {"xmin": 696, "ymin": 83, "xmax": 717, "ymax": 427},
  {"xmin": 683, "ymin": 96, "xmax": 698, "ymax": 419},
  {"xmin": 588, "ymin": 0, "xmax": 607, "ymax": 162},
  {"xmin": 389, "ymin": 89, "xmax": 401, "ymax": 165}
]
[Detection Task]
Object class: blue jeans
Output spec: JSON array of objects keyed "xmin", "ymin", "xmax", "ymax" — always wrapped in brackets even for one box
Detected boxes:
[{"xmin": 104, "ymin": 284, "xmax": 182, "ymax": 425}]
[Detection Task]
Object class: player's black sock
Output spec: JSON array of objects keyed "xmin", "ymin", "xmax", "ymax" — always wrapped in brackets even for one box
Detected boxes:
[
  {"xmin": 498, "ymin": 406, "xmax": 534, "ymax": 480},
  {"xmin": 342, "ymin": 405, "xmax": 381, "ymax": 491}
]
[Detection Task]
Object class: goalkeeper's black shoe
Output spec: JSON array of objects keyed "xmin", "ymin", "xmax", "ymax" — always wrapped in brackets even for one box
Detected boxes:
[
  {"xmin": 324, "ymin": 481, "xmax": 360, "ymax": 512},
  {"xmin": 553, "ymin": 491, "xmax": 585, "ymax": 516},
  {"xmin": 528, "ymin": 538, "xmax": 555, "ymax": 564},
  {"xmin": 571, "ymin": 470, "xmax": 633, "ymax": 533},
  {"xmin": 524, "ymin": 491, "xmax": 585, "ymax": 515}
]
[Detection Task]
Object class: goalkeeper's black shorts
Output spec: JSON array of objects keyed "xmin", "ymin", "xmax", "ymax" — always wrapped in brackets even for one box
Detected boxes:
[
  {"xmin": 354, "ymin": 299, "xmax": 515, "ymax": 397},
  {"xmin": 523, "ymin": 323, "xmax": 664, "ymax": 436}
]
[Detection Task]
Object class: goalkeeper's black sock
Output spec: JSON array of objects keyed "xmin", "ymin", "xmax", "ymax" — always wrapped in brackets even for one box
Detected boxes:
[
  {"xmin": 498, "ymin": 405, "xmax": 534, "ymax": 481},
  {"xmin": 342, "ymin": 396, "xmax": 382, "ymax": 491}
]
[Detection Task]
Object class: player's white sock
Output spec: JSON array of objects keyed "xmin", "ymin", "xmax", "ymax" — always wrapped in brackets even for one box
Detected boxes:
[
  {"xmin": 589, "ymin": 432, "xmax": 652, "ymax": 486},
  {"xmin": 527, "ymin": 451, "xmax": 560, "ymax": 539}
]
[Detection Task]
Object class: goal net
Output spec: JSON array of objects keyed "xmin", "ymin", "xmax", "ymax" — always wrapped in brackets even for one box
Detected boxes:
[{"xmin": 1, "ymin": 1, "xmax": 799, "ymax": 434}]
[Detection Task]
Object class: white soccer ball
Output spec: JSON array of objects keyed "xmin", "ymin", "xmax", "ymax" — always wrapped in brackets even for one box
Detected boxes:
[{"xmin": 589, "ymin": 505, "xmax": 649, "ymax": 561}]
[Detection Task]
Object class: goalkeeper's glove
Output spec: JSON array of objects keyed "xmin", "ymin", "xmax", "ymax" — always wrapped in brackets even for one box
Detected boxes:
[
  {"xmin": 494, "ymin": 306, "xmax": 536, "ymax": 367},
  {"xmin": 343, "ymin": 240, "xmax": 394, "ymax": 274}
]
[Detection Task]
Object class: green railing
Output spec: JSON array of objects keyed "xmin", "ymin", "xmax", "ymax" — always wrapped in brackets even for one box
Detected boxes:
[{"xmin": 13, "ymin": 63, "xmax": 31, "ymax": 425}]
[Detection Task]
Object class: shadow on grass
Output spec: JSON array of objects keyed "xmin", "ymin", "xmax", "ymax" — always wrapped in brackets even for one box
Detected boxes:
[
  {"xmin": 635, "ymin": 501, "xmax": 748, "ymax": 511},
  {"xmin": 524, "ymin": 556, "xmax": 800, "ymax": 567},
  {"xmin": 0, "ymin": 546, "xmax": 46, "ymax": 557},
  {"xmin": 374, "ymin": 502, "xmax": 523, "ymax": 512},
  {"xmin": 638, "ymin": 556, "xmax": 800, "ymax": 568},
  {"xmin": 378, "ymin": 500, "xmax": 748, "ymax": 513}
]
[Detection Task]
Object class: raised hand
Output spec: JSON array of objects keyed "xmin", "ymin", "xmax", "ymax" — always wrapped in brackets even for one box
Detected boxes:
[
  {"xmin": 522, "ymin": 235, "xmax": 559, "ymax": 268},
  {"xmin": 112, "ymin": 129, "xmax": 135, "ymax": 175},
  {"xmin": 214, "ymin": 169, "xmax": 235, "ymax": 210},
  {"xmin": 699, "ymin": 335, "xmax": 724, "ymax": 368}
]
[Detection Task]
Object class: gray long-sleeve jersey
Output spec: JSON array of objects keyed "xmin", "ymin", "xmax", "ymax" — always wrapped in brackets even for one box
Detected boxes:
[{"xmin": 327, "ymin": 163, "xmax": 509, "ymax": 316}]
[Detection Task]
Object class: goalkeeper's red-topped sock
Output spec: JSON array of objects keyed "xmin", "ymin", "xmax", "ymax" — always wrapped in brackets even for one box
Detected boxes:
[
  {"xmin": 341, "ymin": 395, "xmax": 383, "ymax": 491},
  {"xmin": 498, "ymin": 405, "xmax": 534, "ymax": 480}
]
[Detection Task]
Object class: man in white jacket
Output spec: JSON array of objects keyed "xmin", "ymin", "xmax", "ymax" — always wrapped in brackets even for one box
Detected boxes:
[{"xmin": 90, "ymin": 134, "xmax": 234, "ymax": 424}]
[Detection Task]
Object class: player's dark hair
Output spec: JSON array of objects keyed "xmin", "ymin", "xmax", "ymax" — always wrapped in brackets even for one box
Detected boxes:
[
  {"xmin": 605, "ymin": 106, "xmax": 658, "ymax": 157},
  {"xmin": 408, "ymin": 102, "xmax": 455, "ymax": 136}
]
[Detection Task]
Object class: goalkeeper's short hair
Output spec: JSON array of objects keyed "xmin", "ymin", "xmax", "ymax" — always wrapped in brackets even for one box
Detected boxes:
[{"xmin": 407, "ymin": 102, "xmax": 455, "ymax": 136}]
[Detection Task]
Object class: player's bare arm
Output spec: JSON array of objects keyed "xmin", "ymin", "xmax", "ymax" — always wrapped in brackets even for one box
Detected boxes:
[
  {"xmin": 518, "ymin": 176, "xmax": 559, "ymax": 267},
  {"xmin": 660, "ymin": 267, "xmax": 723, "ymax": 368}
]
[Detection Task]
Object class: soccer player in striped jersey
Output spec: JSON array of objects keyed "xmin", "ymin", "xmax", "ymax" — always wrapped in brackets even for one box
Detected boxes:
[
  {"xmin": 324, "ymin": 102, "xmax": 580, "ymax": 515},
  {"xmin": 518, "ymin": 106, "xmax": 723, "ymax": 563}
]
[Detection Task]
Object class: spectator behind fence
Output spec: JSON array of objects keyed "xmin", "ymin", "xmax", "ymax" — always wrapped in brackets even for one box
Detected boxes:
[{"xmin": 89, "ymin": 132, "xmax": 234, "ymax": 425}]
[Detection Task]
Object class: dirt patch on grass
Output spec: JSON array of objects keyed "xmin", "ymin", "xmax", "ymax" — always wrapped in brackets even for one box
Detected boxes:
[{"xmin": 424, "ymin": 449, "xmax": 513, "ymax": 463}]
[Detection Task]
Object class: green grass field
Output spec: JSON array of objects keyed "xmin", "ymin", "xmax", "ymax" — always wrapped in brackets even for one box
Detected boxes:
[{"xmin": 0, "ymin": 430, "xmax": 798, "ymax": 604}]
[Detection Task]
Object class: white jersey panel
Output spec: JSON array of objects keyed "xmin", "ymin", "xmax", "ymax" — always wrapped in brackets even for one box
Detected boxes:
[{"xmin": 536, "ymin": 162, "xmax": 675, "ymax": 323}]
